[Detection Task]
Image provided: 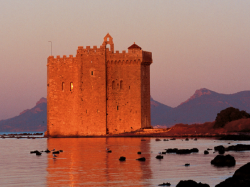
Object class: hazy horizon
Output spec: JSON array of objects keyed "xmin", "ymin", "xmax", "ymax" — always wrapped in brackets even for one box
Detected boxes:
[{"xmin": 1, "ymin": 0, "xmax": 250, "ymax": 120}]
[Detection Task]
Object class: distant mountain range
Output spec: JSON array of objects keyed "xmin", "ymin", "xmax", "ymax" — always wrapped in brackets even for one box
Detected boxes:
[
  {"xmin": 1, "ymin": 88, "xmax": 250, "ymax": 132},
  {"xmin": 151, "ymin": 88, "xmax": 250, "ymax": 127},
  {"xmin": 0, "ymin": 98, "xmax": 47, "ymax": 132}
]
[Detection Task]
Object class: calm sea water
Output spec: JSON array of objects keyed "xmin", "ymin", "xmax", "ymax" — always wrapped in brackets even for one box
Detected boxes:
[{"xmin": 0, "ymin": 137, "xmax": 249, "ymax": 187}]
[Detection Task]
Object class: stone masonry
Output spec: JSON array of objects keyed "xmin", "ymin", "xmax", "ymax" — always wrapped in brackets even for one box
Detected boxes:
[{"xmin": 47, "ymin": 34, "xmax": 153, "ymax": 137}]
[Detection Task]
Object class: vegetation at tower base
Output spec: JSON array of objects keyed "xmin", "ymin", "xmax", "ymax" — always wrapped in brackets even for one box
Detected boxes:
[{"xmin": 213, "ymin": 107, "xmax": 250, "ymax": 129}]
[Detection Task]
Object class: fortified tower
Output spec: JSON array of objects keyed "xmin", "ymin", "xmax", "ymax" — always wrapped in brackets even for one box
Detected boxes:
[{"xmin": 47, "ymin": 34, "xmax": 152, "ymax": 137}]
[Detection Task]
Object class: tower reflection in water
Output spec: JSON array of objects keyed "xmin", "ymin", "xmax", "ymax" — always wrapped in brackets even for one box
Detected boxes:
[{"xmin": 47, "ymin": 138, "xmax": 152, "ymax": 186}]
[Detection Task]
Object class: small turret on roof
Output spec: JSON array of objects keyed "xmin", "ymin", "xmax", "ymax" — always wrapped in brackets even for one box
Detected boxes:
[{"xmin": 128, "ymin": 42, "xmax": 141, "ymax": 50}]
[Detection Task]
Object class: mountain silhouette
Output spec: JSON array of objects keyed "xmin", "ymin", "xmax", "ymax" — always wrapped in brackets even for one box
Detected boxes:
[
  {"xmin": 1, "ymin": 88, "xmax": 250, "ymax": 131},
  {"xmin": 0, "ymin": 98, "xmax": 47, "ymax": 132},
  {"xmin": 152, "ymin": 88, "xmax": 250, "ymax": 127}
]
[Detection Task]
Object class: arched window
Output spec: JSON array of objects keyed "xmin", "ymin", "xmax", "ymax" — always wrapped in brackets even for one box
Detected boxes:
[
  {"xmin": 120, "ymin": 80, "xmax": 123, "ymax": 89},
  {"xmin": 106, "ymin": 44, "xmax": 110, "ymax": 50},
  {"xmin": 70, "ymin": 82, "xmax": 73, "ymax": 91}
]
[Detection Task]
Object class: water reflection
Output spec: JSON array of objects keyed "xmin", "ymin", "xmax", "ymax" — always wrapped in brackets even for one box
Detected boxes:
[
  {"xmin": 46, "ymin": 138, "xmax": 250, "ymax": 187},
  {"xmin": 47, "ymin": 138, "xmax": 152, "ymax": 186}
]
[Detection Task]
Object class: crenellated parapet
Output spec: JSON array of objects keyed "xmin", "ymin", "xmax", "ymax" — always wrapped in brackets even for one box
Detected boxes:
[
  {"xmin": 76, "ymin": 45, "xmax": 105, "ymax": 56},
  {"xmin": 47, "ymin": 55, "xmax": 77, "ymax": 69}
]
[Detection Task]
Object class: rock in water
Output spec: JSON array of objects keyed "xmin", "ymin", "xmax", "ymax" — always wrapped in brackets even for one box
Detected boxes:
[
  {"xmin": 30, "ymin": 150, "xmax": 40, "ymax": 154},
  {"xmin": 136, "ymin": 157, "xmax": 146, "ymax": 161},
  {"xmin": 215, "ymin": 162, "xmax": 250, "ymax": 187},
  {"xmin": 156, "ymin": 155, "xmax": 163, "ymax": 159},
  {"xmin": 36, "ymin": 151, "xmax": 42, "ymax": 156},
  {"xmin": 204, "ymin": 150, "xmax": 209, "ymax": 155},
  {"xmin": 233, "ymin": 162, "xmax": 250, "ymax": 179},
  {"xmin": 214, "ymin": 145, "xmax": 225, "ymax": 153},
  {"xmin": 119, "ymin": 156, "xmax": 126, "ymax": 161},
  {"xmin": 158, "ymin": 182, "xmax": 171, "ymax": 186},
  {"xmin": 190, "ymin": 148, "xmax": 199, "ymax": 153},
  {"xmin": 211, "ymin": 155, "xmax": 236, "ymax": 167},
  {"xmin": 176, "ymin": 180, "xmax": 210, "ymax": 187}
]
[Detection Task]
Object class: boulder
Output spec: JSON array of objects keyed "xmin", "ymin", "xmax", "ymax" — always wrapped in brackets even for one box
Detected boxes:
[
  {"xmin": 214, "ymin": 144, "xmax": 250, "ymax": 153},
  {"xmin": 119, "ymin": 156, "xmax": 126, "ymax": 161},
  {"xmin": 218, "ymin": 149, "xmax": 225, "ymax": 155},
  {"xmin": 166, "ymin": 148, "xmax": 199, "ymax": 154},
  {"xmin": 136, "ymin": 157, "xmax": 146, "ymax": 161},
  {"xmin": 191, "ymin": 148, "xmax": 199, "ymax": 153},
  {"xmin": 214, "ymin": 145, "xmax": 225, "ymax": 152},
  {"xmin": 233, "ymin": 162, "xmax": 250, "ymax": 179},
  {"xmin": 211, "ymin": 155, "xmax": 236, "ymax": 167},
  {"xmin": 158, "ymin": 182, "xmax": 171, "ymax": 186},
  {"xmin": 176, "ymin": 180, "xmax": 210, "ymax": 187},
  {"xmin": 226, "ymin": 144, "xmax": 250, "ymax": 152},
  {"xmin": 30, "ymin": 150, "xmax": 40, "ymax": 154},
  {"xmin": 156, "ymin": 155, "xmax": 163, "ymax": 159},
  {"xmin": 166, "ymin": 148, "xmax": 178, "ymax": 153},
  {"xmin": 36, "ymin": 151, "xmax": 42, "ymax": 156},
  {"xmin": 176, "ymin": 149, "xmax": 191, "ymax": 154},
  {"xmin": 215, "ymin": 162, "xmax": 250, "ymax": 187}
]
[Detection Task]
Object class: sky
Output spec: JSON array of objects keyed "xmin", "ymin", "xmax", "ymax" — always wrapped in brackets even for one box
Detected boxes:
[{"xmin": 0, "ymin": 0, "xmax": 250, "ymax": 120}]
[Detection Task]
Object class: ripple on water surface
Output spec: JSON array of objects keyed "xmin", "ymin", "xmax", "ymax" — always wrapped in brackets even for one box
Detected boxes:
[{"xmin": 0, "ymin": 137, "xmax": 249, "ymax": 187}]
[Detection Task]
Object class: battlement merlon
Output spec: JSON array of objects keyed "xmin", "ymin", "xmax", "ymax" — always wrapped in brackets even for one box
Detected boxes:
[{"xmin": 47, "ymin": 55, "xmax": 76, "ymax": 66}]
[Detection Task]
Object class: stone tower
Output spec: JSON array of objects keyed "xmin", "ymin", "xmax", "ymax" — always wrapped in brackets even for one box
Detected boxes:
[{"xmin": 47, "ymin": 34, "xmax": 152, "ymax": 137}]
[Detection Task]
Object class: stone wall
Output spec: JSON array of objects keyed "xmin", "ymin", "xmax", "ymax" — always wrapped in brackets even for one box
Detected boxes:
[{"xmin": 47, "ymin": 34, "xmax": 152, "ymax": 137}]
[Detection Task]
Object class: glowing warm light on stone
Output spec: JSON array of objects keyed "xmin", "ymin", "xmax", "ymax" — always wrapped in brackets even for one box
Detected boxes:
[{"xmin": 47, "ymin": 34, "xmax": 152, "ymax": 137}]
